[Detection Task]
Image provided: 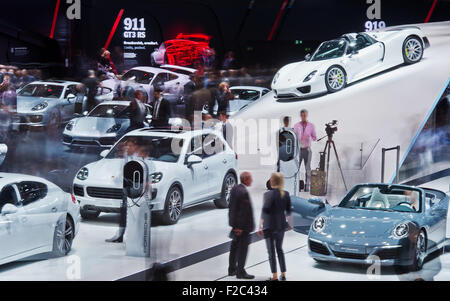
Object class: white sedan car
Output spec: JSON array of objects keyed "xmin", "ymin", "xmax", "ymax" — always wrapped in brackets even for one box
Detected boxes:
[
  {"xmin": 0, "ymin": 173, "xmax": 80, "ymax": 265},
  {"xmin": 272, "ymin": 26, "xmax": 429, "ymax": 98},
  {"xmin": 73, "ymin": 128, "xmax": 238, "ymax": 224},
  {"xmin": 63, "ymin": 101, "xmax": 152, "ymax": 148},
  {"xmin": 102, "ymin": 65, "xmax": 195, "ymax": 101}
]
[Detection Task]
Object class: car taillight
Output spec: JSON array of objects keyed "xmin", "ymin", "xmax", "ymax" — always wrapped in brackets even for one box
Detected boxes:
[{"xmin": 71, "ymin": 194, "xmax": 77, "ymax": 204}]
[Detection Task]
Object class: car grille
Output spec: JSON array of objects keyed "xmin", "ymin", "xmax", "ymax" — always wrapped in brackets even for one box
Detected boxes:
[
  {"xmin": 73, "ymin": 184, "xmax": 84, "ymax": 196},
  {"xmin": 99, "ymin": 137, "xmax": 116, "ymax": 146},
  {"xmin": 72, "ymin": 140, "xmax": 98, "ymax": 146},
  {"xmin": 308, "ymin": 239, "xmax": 330, "ymax": 255},
  {"xmin": 376, "ymin": 247, "xmax": 402, "ymax": 260},
  {"xmin": 333, "ymin": 251, "xmax": 368, "ymax": 260},
  {"xmin": 87, "ymin": 187, "xmax": 123, "ymax": 199},
  {"xmin": 297, "ymin": 86, "xmax": 311, "ymax": 94}
]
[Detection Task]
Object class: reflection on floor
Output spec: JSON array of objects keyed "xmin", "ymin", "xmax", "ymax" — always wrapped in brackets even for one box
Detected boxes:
[{"xmin": 170, "ymin": 176, "xmax": 450, "ymax": 281}]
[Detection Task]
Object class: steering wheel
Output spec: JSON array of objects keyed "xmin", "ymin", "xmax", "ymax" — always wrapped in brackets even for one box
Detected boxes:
[{"xmin": 396, "ymin": 201, "xmax": 414, "ymax": 209}]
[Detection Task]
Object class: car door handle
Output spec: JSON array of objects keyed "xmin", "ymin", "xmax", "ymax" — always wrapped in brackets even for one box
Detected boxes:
[
  {"xmin": 222, "ymin": 159, "xmax": 227, "ymax": 164},
  {"xmin": 204, "ymin": 165, "xmax": 209, "ymax": 170},
  {"xmin": 51, "ymin": 207, "xmax": 57, "ymax": 212}
]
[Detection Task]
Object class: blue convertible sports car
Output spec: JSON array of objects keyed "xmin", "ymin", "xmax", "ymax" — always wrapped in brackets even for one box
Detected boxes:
[{"xmin": 307, "ymin": 183, "xmax": 449, "ymax": 270}]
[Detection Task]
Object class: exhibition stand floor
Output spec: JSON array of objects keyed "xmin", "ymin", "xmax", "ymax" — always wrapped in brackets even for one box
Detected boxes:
[{"xmin": 0, "ymin": 21, "xmax": 448, "ymax": 281}]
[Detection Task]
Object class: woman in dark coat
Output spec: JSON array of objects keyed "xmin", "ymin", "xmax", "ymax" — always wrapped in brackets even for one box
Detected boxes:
[{"xmin": 258, "ymin": 173, "xmax": 292, "ymax": 281}]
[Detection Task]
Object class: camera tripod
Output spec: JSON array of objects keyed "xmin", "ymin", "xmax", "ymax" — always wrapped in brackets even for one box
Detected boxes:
[{"xmin": 318, "ymin": 134, "xmax": 348, "ymax": 194}]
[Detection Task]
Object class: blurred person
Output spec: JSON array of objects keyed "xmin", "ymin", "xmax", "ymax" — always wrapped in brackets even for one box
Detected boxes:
[
  {"xmin": 83, "ymin": 70, "xmax": 101, "ymax": 112},
  {"xmin": 183, "ymin": 73, "xmax": 197, "ymax": 121},
  {"xmin": 239, "ymin": 67, "xmax": 253, "ymax": 86},
  {"xmin": 228, "ymin": 172, "xmax": 255, "ymax": 279},
  {"xmin": 151, "ymin": 86, "xmax": 171, "ymax": 128},
  {"xmin": 218, "ymin": 111, "xmax": 233, "ymax": 148},
  {"xmin": 74, "ymin": 83, "xmax": 86, "ymax": 114},
  {"xmin": 222, "ymin": 51, "xmax": 236, "ymax": 70},
  {"xmin": 293, "ymin": 109, "xmax": 316, "ymax": 192},
  {"xmin": 106, "ymin": 138, "xmax": 140, "ymax": 243},
  {"xmin": 276, "ymin": 116, "xmax": 293, "ymax": 172},
  {"xmin": 217, "ymin": 82, "xmax": 233, "ymax": 114},
  {"xmin": 20, "ymin": 69, "xmax": 35, "ymax": 87},
  {"xmin": 258, "ymin": 173, "xmax": 292, "ymax": 281},
  {"xmin": 126, "ymin": 90, "xmax": 147, "ymax": 133},
  {"xmin": 281, "ymin": 116, "xmax": 291, "ymax": 130}
]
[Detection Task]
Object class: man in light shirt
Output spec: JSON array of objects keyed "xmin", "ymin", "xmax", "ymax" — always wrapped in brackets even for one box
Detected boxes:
[{"xmin": 293, "ymin": 109, "xmax": 316, "ymax": 192}]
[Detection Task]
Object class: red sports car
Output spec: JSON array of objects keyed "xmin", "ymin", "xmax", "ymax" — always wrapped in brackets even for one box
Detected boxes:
[{"xmin": 151, "ymin": 33, "xmax": 215, "ymax": 67}]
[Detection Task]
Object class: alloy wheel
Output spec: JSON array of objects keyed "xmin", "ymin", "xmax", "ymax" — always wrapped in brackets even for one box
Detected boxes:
[
  {"xmin": 327, "ymin": 67, "xmax": 345, "ymax": 90},
  {"xmin": 416, "ymin": 231, "xmax": 426, "ymax": 265},
  {"xmin": 168, "ymin": 189, "xmax": 182, "ymax": 221},
  {"xmin": 56, "ymin": 219, "xmax": 74, "ymax": 255},
  {"xmin": 405, "ymin": 38, "xmax": 423, "ymax": 62},
  {"xmin": 224, "ymin": 175, "xmax": 236, "ymax": 204}
]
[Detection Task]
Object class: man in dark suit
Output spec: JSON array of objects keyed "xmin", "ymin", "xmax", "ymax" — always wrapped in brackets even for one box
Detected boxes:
[
  {"xmin": 228, "ymin": 172, "xmax": 255, "ymax": 279},
  {"xmin": 218, "ymin": 111, "xmax": 233, "ymax": 149},
  {"xmin": 151, "ymin": 86, "xmax": 171, "ymax": 128}
]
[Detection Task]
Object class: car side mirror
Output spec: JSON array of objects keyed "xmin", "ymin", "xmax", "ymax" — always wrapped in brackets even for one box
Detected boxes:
[
  {"xmin": 67, "ymin": 94, "xmax": 76, "ymax": 101},
  {"xmin": 1, "ymin": 203, "xmax": 18, "ymax": 215},
  {"xmin": 82, "ymin": 111, "xmax": 89, "ymax": 116},
  {"xmin": 100, "ymin": 150, "xmax": 109, "ymax": 158},
  {"xmin": 308, "ymin": 198, "xmax": 325, "ymax": 208},
  {"xmin": 304, "ymin": 53, "xmax": 311, "ymax": 61},
  {"xmin": 0, "ymin": 144, "xmax": 7, "ymax": 166},
  {"xmin": 186, "ymin": 154, "xmax": 202, "ymax": 167}
]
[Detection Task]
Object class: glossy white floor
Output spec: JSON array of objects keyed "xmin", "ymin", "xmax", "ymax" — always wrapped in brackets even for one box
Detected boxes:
[
  {"xmin": 169, "ymin": 177, "xmax": 450, "ymax": 281},
  {"xmin": 0, "ymin": 21, "xmax": 448, "ymax": 280}
]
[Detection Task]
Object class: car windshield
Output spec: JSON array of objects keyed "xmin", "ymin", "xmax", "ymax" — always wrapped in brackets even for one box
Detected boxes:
[
  {"xmin": 309, "ymin": 39, "xmax": 347, "ymax": 61},
  {"xmin": 106, "ymin": 135, "xmax": 184, "ymax": 163},
  {"xmin": 18, "ymin": 84, "xmax": 64, "ymax": 98},
  {"xmin": 88, "ymin": 104, "xmax": 129, "ymax": 118},
  {"xmin": 230, "ymin": 89, "xmax": 260, "ymax": 101},
  {"xmin": 339, "ymin": 185, "xmax": 422, "ymax": 213}
]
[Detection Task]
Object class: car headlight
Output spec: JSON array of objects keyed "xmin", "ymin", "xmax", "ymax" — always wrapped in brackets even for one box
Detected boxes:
[
  {"xmin": 77, "ymin": 167, "xmax": 89, "ymax": 181},
  {"xmin": 66, "ymin": 121, "xmax": 74, "ymax": 131},
  {"xmin": 272, "ymin": 72, "xmax": 280, "ymax": 85},
  {"xmin": 106, "ymin": 123, "xmax": 122, "ymax": 133},
  {"xmin": 31, "ymin": 102, "xmax": 48, "ymax": 111},
  {"xmin": 312, "ymin": 216, "xmax": 326, "ymax": 232},
  {"xmin": 392, "ymin": 223, "xmax": 409, "ymax": 239},
  {"xmin": 303, "ymin": 70, "xmax": 317, "ymax": 82},
  {"xmin": 150, "ymin": 172, "xmax": 163, "ymax": 184}
]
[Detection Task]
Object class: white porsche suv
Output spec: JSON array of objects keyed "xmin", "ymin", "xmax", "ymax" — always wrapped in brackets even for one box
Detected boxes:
[{"xmin": 73, "ymin": 128, "xmax": 238, "ymax": 224}]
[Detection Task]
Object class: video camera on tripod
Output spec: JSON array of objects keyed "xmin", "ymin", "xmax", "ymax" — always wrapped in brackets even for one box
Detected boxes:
[{"xmin": 324, "ymin": 120, "xmax": 338, "ymax": 139}]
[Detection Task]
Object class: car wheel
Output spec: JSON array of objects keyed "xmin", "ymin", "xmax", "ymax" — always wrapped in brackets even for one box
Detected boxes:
[
  {"xmin": 403, "ymin": 36, "xmax": 423, "ymax": 64},
  {"xmin": 412, "ymin": 230, "xmax": 427, "ymax": 271},
  {"xmin": 325, "ymin": 65, "xmax": 346, "ymax": 93},
  {"xmin": 214, "ymin": 173, "xmax": 237, "ymax": 209},
  {"xmin": 80, "ymin": 208, "xmax": 100, "ymax": 220},
  {"xmin": 52, "ymin": 216, "xmax": 74, "ymax": 257},
  {"xmin": 161, "ymin": 185, "xmax": 183, "ymax": 225}
]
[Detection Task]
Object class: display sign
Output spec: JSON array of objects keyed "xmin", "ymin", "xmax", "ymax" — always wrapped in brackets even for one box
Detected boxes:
[
  {"xmin": 121, "ymin": 16, "xmax": 159, "ymax": 65},
  {"xmin": 365, "ymin": 0, "xmax": 387, "ymax": 32}
]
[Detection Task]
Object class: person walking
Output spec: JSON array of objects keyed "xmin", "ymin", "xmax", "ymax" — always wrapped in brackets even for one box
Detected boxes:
[
  {"xmin": 258, "ymin": 173, "xmax": 292, "ymax": 281},
  {"xmin": 293, "ymin": 109, "xmax": 316, "ymax": 192},
  {"xmin": 151, "ymin": 86, "xmax": 171, "ymax": 128},
  {"xmin": 82, "ymin": 70, "xmax": 101, "ymax": 112},
  {"xmin": 228, "ymin": 172, "xmax": 255, "ymax": 279}
]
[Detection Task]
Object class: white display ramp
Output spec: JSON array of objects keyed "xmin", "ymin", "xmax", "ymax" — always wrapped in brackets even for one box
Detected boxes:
[{"xmin": 233, "ymin": 21, "xmax": 450, "ymax": 204}]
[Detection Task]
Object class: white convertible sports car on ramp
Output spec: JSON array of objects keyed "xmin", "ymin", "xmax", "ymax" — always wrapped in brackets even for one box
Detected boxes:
[{"xmin": 272, "ymin": 26, "xmax": 430, "ymax": 99}]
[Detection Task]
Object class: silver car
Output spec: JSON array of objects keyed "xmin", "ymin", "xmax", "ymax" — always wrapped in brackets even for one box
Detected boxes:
[
  {"xmin": 63, "ymin": 100, "xmax": 152, "ymax": 148},
  {"xmin": 15, "ymin": 80, "xmax": 113, "ymax": 129}
]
